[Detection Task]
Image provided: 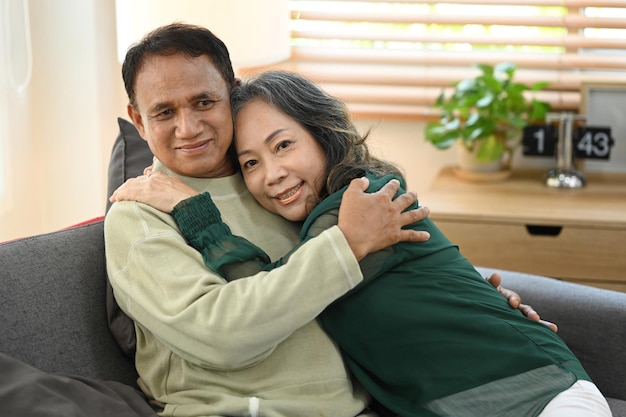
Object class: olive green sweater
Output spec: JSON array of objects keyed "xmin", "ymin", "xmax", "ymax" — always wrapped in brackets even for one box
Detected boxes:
[{"xmin": 105, "ymin": 162, "xmax": 374, "ymax": 417}]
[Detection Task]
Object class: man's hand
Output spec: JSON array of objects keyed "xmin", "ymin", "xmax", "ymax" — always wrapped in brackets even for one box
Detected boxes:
[
  {"xmin": 486, "ymin": 272, "xmax": 558, "ymax": 332},
  {"xmin": 338, "ymin": 177, "xmax": 430, "ymax": 260},
  {"xmin": 109, "ymin": 171, "xmax": 199, "ymax": 213}
]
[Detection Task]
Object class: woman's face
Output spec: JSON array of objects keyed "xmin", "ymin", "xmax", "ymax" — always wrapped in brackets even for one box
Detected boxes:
[{"xmin": 235, "ymin": 99, "xmax": 326, "ymax": 222}]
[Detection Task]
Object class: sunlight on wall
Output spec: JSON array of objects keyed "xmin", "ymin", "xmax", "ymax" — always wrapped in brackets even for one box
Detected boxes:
[
  {"xmin": 1, "ymin": 0, "xmax": 32, "ymax": 216},
  {"xmin": 0, "ymin": 2, "xmax": 7, "ymax": 205},
  {"xmin": 0, "ymin": 111, "xmax": 4, "ymax": 202},
  {"xmin": 0, "ymin": 137, "xmax": 4, "ymax": 205}
]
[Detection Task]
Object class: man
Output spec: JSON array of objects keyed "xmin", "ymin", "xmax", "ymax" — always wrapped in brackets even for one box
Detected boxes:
[{"xmin": 105, "ymin": 22, "xmax": 431, "ymax": 417}]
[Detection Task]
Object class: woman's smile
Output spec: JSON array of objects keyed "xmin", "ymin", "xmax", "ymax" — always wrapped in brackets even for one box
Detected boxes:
[{"xmin": 274, "ymin": 182, "xmax": 303, "ymax": 205}]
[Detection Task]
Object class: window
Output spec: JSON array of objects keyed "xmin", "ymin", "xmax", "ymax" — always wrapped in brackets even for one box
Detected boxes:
[
  {"xmin": 0, "ymin": 136, "xmax": 4, "ymax": 202},
  {"xmin": 0, "ymin": 12, "xmax": 7, "ymax": 203},
  {"xmin": 1, "ymin": 0, "xmax": 32, "ymax": 207},
  {"xmin": 248, "ymin": 0, "xmax": 626, "ymax": 120}
]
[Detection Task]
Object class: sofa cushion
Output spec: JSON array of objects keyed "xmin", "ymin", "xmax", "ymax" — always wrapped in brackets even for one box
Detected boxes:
[
  {"xmin": 0, "ymin": 220, "xmax": 138, "ymax": 387},
  {"xmin": 106, "ymin": 117, "xmax": 153, "ymax": 213},
  {"xmin": 477, "ymin": 267, "xmax": 626, "ymax": 413},
  {"xmin": 608, "ymin": 398, "xmax": 626, "ymax": 417},
  {"xmin": 0, "ymin": 351, "xmax": 155, "ymax": 417},
  {"xmin": 105, "ymin": 118, "xmax": 154, "ymax": 358}
]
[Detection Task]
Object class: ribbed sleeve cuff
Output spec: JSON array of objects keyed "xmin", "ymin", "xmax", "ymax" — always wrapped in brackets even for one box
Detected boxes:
[{"xmin": 172, "ymin": 192, "xmax": 230, "ymax": 240}]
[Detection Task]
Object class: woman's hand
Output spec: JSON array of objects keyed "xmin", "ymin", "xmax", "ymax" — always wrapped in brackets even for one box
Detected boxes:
[
  {"xmin": 109, "ymin": 171, "xmax": 199, "ymax": 213},
  {"xmin": 486, "ymin": 272, "xmax": 558, "ymax": 332}
]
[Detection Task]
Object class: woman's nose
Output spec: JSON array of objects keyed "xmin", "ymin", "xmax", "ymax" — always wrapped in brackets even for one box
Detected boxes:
[{"xmin": 265, "ymin": 159, "xmax": 288, "ymax": 185}]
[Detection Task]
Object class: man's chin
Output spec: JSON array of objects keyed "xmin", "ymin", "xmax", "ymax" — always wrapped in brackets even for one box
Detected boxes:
[{"xmin": 173, "ymin": 159, "xmax": 235, "ymax": 178}]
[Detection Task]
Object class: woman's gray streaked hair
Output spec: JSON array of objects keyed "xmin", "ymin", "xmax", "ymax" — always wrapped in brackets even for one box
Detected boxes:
[{"xmin": 230, "ymin": 70, "xmax": 403, "ymax": 198}]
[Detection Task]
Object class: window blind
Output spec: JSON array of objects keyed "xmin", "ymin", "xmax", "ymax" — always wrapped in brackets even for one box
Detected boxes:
[{"xmin": 244, "ymin": 0, "xmax": 626, "ymax": 120}]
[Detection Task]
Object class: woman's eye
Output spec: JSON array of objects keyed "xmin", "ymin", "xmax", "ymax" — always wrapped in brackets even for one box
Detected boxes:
[
  {"xmin": 242, "ymin": 159, "xmax": 258, "ymax": 169},
  {"xmin": 277, "ymin": 140, "xmax": 292, "ymax": 151}
]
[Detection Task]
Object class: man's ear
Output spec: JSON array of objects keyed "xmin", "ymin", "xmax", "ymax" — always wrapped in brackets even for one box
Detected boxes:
[
  {"xmin": 233, "ymin": 77, "xmax": 242, "ymax": 87},
  {"xmin": 127, "ymin": 104, "xmax": 146, "ymax": 140}
]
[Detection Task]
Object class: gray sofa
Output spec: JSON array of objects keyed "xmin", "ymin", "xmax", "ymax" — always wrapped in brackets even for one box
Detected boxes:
[{"xmin": 0, "ymin": 218, "xmax": 625, "ymax": 415}]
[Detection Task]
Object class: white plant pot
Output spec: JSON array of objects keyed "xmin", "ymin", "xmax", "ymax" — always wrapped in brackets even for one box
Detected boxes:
[
  {"xmin": 454, "ymin": 142, "xmax": 512, "ymax": 182},
  {"xmin": 456, "ymin": 141, "xmax": 503, "ymax": 172}
]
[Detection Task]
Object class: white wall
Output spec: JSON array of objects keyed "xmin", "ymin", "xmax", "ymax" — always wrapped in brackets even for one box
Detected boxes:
[
  {"xmin": 0, "ymin": 0, "xmax": 127, "ymax": 242},
  {"xmin": 355, "ymin": 119, "xmax": 457, "ymax": 194}
]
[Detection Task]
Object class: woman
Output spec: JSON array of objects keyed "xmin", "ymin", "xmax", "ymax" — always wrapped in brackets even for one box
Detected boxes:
[{"xmin": 111, "ymin": 71, "xmax": 611, "ymax": 417}]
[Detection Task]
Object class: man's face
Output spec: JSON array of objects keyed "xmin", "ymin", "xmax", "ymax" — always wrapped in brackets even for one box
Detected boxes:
[{"xmin": 128, "ymin": 53, "xmax": 235, "ymax": 178}]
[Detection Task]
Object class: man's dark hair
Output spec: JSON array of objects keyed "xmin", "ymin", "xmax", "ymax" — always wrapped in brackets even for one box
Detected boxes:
[{"xmin": 122, "ymin": 22, "xmax": 236, "ymax": 108}]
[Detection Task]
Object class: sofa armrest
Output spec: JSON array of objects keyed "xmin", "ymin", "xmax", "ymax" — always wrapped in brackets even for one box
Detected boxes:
[
  {"xmin": 477, "ymin": 267, "xmax": 626, "ymax": 401},
  {"xmin": 0, "ymin": 220, "xmax": 138, "ymax": 386}
]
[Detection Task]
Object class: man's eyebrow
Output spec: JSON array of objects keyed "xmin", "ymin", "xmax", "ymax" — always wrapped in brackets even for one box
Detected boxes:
[
  {"xmin": 148, "ymin": 92, "xmax": 215, "ymax": 114},
  {"xmin": 192, "ymin": 92, "xmax": 214, "ymax": 101},
  {"xmin": 150, "ymin": 102, "xmax": 170, "ymax": 114}
]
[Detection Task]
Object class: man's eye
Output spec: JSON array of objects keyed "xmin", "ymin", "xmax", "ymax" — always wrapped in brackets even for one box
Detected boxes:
[
  {"xmin": 198, "ymin": 100, "xmax": 215, "ymax": 108},
  {"xmin": 153, "ymin": 109, "xmax": 173, "ymax": 119}
]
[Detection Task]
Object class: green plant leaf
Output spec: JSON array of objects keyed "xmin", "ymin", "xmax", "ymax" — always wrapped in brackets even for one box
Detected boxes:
[
  {"xmin": 424, "ymin": 61, "xmax": 551, "ymax": 160},
  {"xmin": 444, "ymin": 118, "xmax": 461, "ymax": 131},
  {"xmin": 465, "ymin": 113, "xmax": 480, "ymax": 127},
  {"xmin": 425, "ymin": 122, "xmax": 460, "ymax": 149},
  {"xmin": 456, "ymin": 78, "xmax": 477, "ymax": 94},
  {"xmin": 466, "ymin": 126, "xmax": 486, "ymax": 141},
  {"xmin": 476, "ymin": 91, "xmax": 495, "ymax": 108},
  {"xmin": 476, "ymin": 63, "xmax": 494, "ymax": 77},
  {"xmin": 495, "ymin": 62, "xmax": 517, "ymax": 78},
  {"xmin": 529, "ymin": 99, "xmax": 551, "ymax": 122},
  {"xmin": 531, "ymin": 81, "xmax": 551, "ymax": 91},
  {"xmin": 434, "ymin": 91, "xmax": 446, "ymax": 106}
]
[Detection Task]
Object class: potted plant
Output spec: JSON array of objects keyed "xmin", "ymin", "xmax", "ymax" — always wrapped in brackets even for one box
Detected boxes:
[{"xmin": 425, "ymin": 62, "xmax": 550, "ymax": 179}]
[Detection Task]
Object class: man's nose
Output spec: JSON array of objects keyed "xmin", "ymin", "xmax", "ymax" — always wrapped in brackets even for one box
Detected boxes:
[{"xmin": 176, "ymin": 110, "xmax": 203, "ymax": 139}]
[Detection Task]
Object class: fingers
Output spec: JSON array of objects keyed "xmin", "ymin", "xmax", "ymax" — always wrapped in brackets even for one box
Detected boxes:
[
  {"xmin": 394, "ymin": 188, "xmax": 417, "ymax": 209},
  {"xmin": 485, "ymin": 272, "xmax": 502, "ymax": 289},
  {"xmin": 383, "ymin": 178, "xmax": 430, "ymax": 241},
  {"xmin": 396, "ymin": 206, "xmax": 431, "ymax": 242},
  {"xmin": 376, "ymin": 177, "xmax": 399, "ymax": 196},
  {"xmin": 348, "ymin": 176, "xmax": 370, "ymax": 193},
  {"xmin": 497, "ymin": 286, "xmax": 521, "ymax": 309},
  {"xmin": 519, "ymin": 304, "xmax": 558, "ymax": 332},
  {"xmin": 110, "ymin": 174, "xmax": 154, "ymax": 203},
  {"xmin": 379, "ymin": 178, "xmax": 428, "ymax": 230},
  {"xmin": 397, "ymin": 229, "xmax": 431, "ymax": 243},
  {"xmin": 517, "ymin": 303, "xmax": 540, "ymax": 322},
  {"xmin": 540, "ymin": 320, "xmax": 559, "ymax": 333},
  {"xmin": 495, "ymin": 280, "xmax": 556, "ymax": 332},
  {"xmin": 109, "ymin": 177, "xmax": 137, "ymax": 202},
  {"xmin": 339, "ymin": 177, "xmax": 430, "ymax": 259}
]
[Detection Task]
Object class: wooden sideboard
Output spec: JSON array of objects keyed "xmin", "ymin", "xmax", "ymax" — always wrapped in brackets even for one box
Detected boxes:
[{"xmin": 425, "ymin": 167, "xmax": 626, "ymax": 292}]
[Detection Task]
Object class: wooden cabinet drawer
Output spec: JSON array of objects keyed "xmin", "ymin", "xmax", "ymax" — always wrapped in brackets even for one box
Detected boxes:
[{"xmin": 434, "ymin": 219, "xmax": 626, "ymax": 290}]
